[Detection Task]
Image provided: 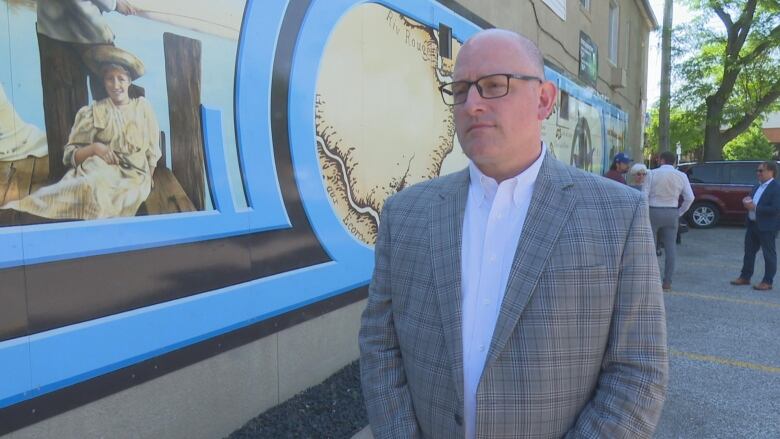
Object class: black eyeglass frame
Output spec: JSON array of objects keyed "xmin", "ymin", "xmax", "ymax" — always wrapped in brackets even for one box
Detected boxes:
[{"xmin": 438, "ymin": 73, "xmax": 543, "ymax": 106}]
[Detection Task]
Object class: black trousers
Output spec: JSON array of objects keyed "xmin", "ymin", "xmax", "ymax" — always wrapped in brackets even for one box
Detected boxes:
[{"xmin": 740, "ymin": 220, "xmax": 778, "ymax": 284}]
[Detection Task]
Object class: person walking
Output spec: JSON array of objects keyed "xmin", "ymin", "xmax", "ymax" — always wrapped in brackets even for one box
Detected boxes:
[
  {"xmin": 647, "ymin": 151, "xmax": 694, "ymax": 292},
  {"xmin": 359, "ymin": 28, "xmax": 668, "ymax": 439},
  {"xmin": 730, "ymin": 161, "xmax": 780, "ymax": 291}
]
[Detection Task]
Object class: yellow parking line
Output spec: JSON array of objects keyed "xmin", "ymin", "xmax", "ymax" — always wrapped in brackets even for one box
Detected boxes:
[
  {"xmin": 665, "ymin": 291, "xmax": 780, "ymax": 309},
  {"xmin": 670, "ymin": 349, "xmax": 780, "ymax": 374}
]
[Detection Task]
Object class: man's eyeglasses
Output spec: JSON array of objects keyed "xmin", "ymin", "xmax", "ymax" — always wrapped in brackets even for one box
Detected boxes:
[
  {"xmin": 439, "ymin": 73, "xmax": 543, "ymax": 106},
  {"xmin": 757, "ymin": 169, "xmax": 765, "ymax": 173}
]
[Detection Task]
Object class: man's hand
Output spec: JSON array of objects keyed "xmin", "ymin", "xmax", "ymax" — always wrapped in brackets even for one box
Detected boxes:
[
  {"xmin": 743, "ymin": 196, "xmax": 755, "ymax": 211},
  {"xmin": 115, "ymin": 0, "xmax": 138, "ymax": 15}
]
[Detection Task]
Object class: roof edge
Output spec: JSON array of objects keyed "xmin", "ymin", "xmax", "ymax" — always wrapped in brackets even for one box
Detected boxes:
[{"xmin": 637, "ymin": 0, "xmax": 660, "ymax": 30}]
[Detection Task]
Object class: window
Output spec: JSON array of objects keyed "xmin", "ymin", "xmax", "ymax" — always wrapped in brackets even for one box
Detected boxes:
[
  {"xmin": 626, "ymin": 21, "xmax": 631, "ymax": 72},
  {"xmin": 580, "ymin": 0, "xmax": 590, "ymax": 11},
  {"xmin": 728, "ymin": 163, "xmax": 758, "ymax": 185},
  {"xmin": 686, "ymin": 164, "xmax": 721, "ymax": 184},
  {"xmin": 542, "ymin": 0, "xmax": 566, "ymax": 20},
  {"xmin": 608, "ymin": 2, "xmax": 619, "ymax": 64}
]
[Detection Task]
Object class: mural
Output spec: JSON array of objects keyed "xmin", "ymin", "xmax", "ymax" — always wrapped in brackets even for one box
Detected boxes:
[
  {"xmin": 0, "ymin": 0, "xmax": 246, "ymax": 225},
  {"xmin": 0, "ymin": 83, "xmax": 48, "ymax": 161},
  {"xmin": 604, "ymin": 111, "xmax": 628, "ymax": 162},
  {"xmin": 543, "ymin": 89, "xmax": 605, "ymax": 175},
  {"xmin": 315, "ymin": 4, "xmax": 622, "ymax": 245},
  {"xmin": 316, "ymin": 3, "xmax": 468, "ymax": 244}
]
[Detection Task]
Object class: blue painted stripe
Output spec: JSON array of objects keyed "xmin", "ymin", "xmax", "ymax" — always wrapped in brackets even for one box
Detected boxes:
[
  {"xmin": 0, "ymin": 258, "xmax": 373, "ymax": 408},
  {"xmin": 0, "ymin": 337, "xmax": 31, "ymax": 407},
  {"xmin": 234, "ymin": 0, "xmax": 291, "ymax": 232},
  {"xmin": 0, "ymin": 228, "xmax": 23, "ymax": 269},
  {"xmin": 202, "ymin": 106, "xmax": 238, "ymax": 214}
]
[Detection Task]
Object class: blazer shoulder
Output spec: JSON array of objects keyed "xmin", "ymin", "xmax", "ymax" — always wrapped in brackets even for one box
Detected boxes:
[{"xmin": 384, "ymin": 169, "xmax": 468, "ymax": 212}]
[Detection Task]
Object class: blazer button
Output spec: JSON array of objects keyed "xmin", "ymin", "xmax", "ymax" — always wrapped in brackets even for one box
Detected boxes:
[{"xmin": 454, "ymin": 412, "xmax": 463, "ymax": 426}]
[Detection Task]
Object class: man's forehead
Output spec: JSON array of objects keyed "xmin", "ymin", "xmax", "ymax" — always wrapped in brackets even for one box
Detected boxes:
[
  {"xmin": 454, "ymin": 52, "xmax": 520, "ymax": 79},
  {"xmin": 454, "ymin": 38, "xmax": 533, "ymax": 79}
]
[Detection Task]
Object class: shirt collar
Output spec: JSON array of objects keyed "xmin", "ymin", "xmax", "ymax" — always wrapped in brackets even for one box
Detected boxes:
[{"xmin": 468, "ymin": 143, "xmax": 546, "ymax": 207}]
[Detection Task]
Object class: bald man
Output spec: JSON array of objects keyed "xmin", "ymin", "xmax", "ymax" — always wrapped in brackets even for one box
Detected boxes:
[{"xmin": 359, "ymin": 29, "xmax": 668, "ymax": 438}]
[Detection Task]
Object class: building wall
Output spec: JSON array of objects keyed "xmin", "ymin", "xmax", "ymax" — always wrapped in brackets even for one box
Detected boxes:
[{"xmin": 6, "ymin": 300, "xmax": 366, "ymax": 439}]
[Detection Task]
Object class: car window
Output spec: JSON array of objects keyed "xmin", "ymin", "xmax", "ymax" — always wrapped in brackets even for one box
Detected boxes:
[
  {"xmin": 728, "ymin": 163, "xmax": 757, "ymax": 185},
  {"xmin": 686, "ymin": 163, "xmax": 722, "ymax": 183}
]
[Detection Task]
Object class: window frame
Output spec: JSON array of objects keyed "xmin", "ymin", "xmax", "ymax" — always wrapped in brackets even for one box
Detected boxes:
[{"xmin": 608, "ymin": 1, "xmax": 620, "ymax": 65}]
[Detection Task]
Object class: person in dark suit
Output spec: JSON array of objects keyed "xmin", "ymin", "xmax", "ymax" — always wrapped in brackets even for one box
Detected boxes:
[
  {"xmin": 731, "ymin": 160, "xmax": 780, "ymax": 290},
  {"xmin": 359, "ymin": 28, "xmax": 668, "ymax": 439}
]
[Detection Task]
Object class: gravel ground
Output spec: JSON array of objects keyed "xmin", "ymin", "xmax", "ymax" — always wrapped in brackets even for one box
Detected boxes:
[{"xmin": 226, "ymin": 361, "xmax": 367, "ymax": 439}]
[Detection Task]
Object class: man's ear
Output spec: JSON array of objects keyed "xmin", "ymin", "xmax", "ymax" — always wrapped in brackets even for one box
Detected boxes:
[{"xmin": 537, "ymin": 81, "xmax": 557, "ymax": 121}]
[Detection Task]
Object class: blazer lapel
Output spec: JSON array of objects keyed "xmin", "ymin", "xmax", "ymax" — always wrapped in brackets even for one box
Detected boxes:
[
  {"xmin": 484, "ymin": 155, "xmax": 577, "ymax": 370},
  {"xmin": 757, "ymin": 179, "xmax": 776, "ymax": 205},
  {"xmin": 430, "ymin": 168, "xmax": 470, "ymax": 404}
]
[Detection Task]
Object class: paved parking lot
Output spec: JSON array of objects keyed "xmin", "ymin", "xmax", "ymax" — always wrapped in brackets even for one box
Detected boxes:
[{"xmin": 655, "ymin": 225, "xmax": 780, "ymax": 438}]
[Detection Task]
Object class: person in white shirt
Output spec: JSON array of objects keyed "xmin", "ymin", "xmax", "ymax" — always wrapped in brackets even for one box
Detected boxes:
[
  {"xmin": 647, "ymin": 151, "xmax": 694, "ymax": 292},
  {"xmin": 730, "ymin": 161, "xmax": 780, "ymax": 291}
]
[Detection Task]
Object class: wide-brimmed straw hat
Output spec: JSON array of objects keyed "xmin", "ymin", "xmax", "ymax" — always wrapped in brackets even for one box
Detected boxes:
[{"xmin": 83, "ymin": 45, "xmax": 145, "ymax": 80}]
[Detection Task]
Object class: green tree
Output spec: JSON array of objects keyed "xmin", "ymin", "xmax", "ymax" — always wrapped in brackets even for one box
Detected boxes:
[
  {"xmin": 722, "ymin": 121, "xmax": 775, "ymax": 159},
  {"xmin": 675, "ymin": 0, "xmax": 780, "ymax": 160},
  {"xmin": 644, "ymin": 105, "xmax": 704, "ymax": 159}
]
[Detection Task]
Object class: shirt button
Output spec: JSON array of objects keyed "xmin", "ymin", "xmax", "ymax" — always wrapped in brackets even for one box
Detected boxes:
[
  {"xmin": 497, "ymin": 213, "xmax": 503, "ymax": 219},
  {"xmin": 479, "ymin": 345, "xmax": 485, "ymax": 352},
  {"xmin": 483, "ymin": 300, "xmax": 490, "ymax": 306},
  {"xmin": 489, "ymin": 254, "xmax": 497, "ymax": 262}
]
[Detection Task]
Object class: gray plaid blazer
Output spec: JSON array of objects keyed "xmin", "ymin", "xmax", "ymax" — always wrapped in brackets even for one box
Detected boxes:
[{"xmin": 359, "ymin": 154, "xmax": 668, "ymax": 438}]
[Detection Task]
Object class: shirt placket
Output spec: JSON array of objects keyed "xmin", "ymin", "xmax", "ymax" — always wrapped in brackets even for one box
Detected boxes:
[{"xmin": 476, "ymin": 183, "xmax": 513, "ymax": 362}]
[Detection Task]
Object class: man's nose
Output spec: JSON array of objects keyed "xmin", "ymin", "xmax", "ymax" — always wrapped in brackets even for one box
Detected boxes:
[{"xmin": 461, "ymin": 84, "xmax": 485, "ymax": 112}]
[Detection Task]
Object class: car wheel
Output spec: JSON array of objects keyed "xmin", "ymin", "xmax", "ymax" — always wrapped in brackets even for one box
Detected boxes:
[{"xmin": 689, "ymin": 202, "xmax": 720, "ymax": 228}]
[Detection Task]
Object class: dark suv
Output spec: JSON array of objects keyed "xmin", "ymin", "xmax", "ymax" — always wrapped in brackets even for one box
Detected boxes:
[{"xmin": 677, "ymin": 161, "xmax": 767, "ymax": 228}]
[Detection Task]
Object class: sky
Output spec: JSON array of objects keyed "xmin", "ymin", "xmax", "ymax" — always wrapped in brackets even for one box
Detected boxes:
[{"xmin": 646, "ymin": 0, "xmax": 694, "ymax": 107}]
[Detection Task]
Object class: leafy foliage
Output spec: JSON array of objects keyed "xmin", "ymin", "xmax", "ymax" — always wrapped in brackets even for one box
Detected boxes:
[
  {"xmin": 671, "ymin": 0, "xmax": 780, "ymax": 159},
  {"xmin": 644, "ymin": 105, "xmax": 705, "ymax": 158},
  {"xmin": 722, "ymin": 121, "xmax": 775, "ymax": 159}
]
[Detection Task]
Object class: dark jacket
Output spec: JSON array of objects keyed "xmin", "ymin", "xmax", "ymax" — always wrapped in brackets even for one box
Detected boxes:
[{"xmin": 751, "ymin": 179, "xmax": 780, "ymax": 231}]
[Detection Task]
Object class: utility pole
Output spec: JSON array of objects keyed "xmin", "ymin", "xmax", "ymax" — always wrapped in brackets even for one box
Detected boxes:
[{"xmin": 658, "ymin": 0, "xmax": 673, "ymax": 152}]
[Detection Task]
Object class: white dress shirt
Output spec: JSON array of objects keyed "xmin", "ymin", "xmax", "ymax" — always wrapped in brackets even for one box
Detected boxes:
[
  {"xmin": 461, "ymin": 145, "xmax": 545, "ymax": 439},
  {"xmin": 748, "ymin": 179, "xmax": 772, "ymax": 221},
  {"xmin": 647, "ymin": 164, "xmax": 695, "ymax": 217}
]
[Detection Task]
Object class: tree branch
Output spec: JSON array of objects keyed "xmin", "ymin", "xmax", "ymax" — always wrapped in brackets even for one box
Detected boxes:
[
  {"xmin": 712, "ymin": 6, "xmax": 733, "ymax": 29},
  {"xmin": 737, "ymin": 23, "xmax": 780, "ymax": 67},
  {"xmin": 720, "ymin": 82, "xmax": 780, "ymax": 144}
]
